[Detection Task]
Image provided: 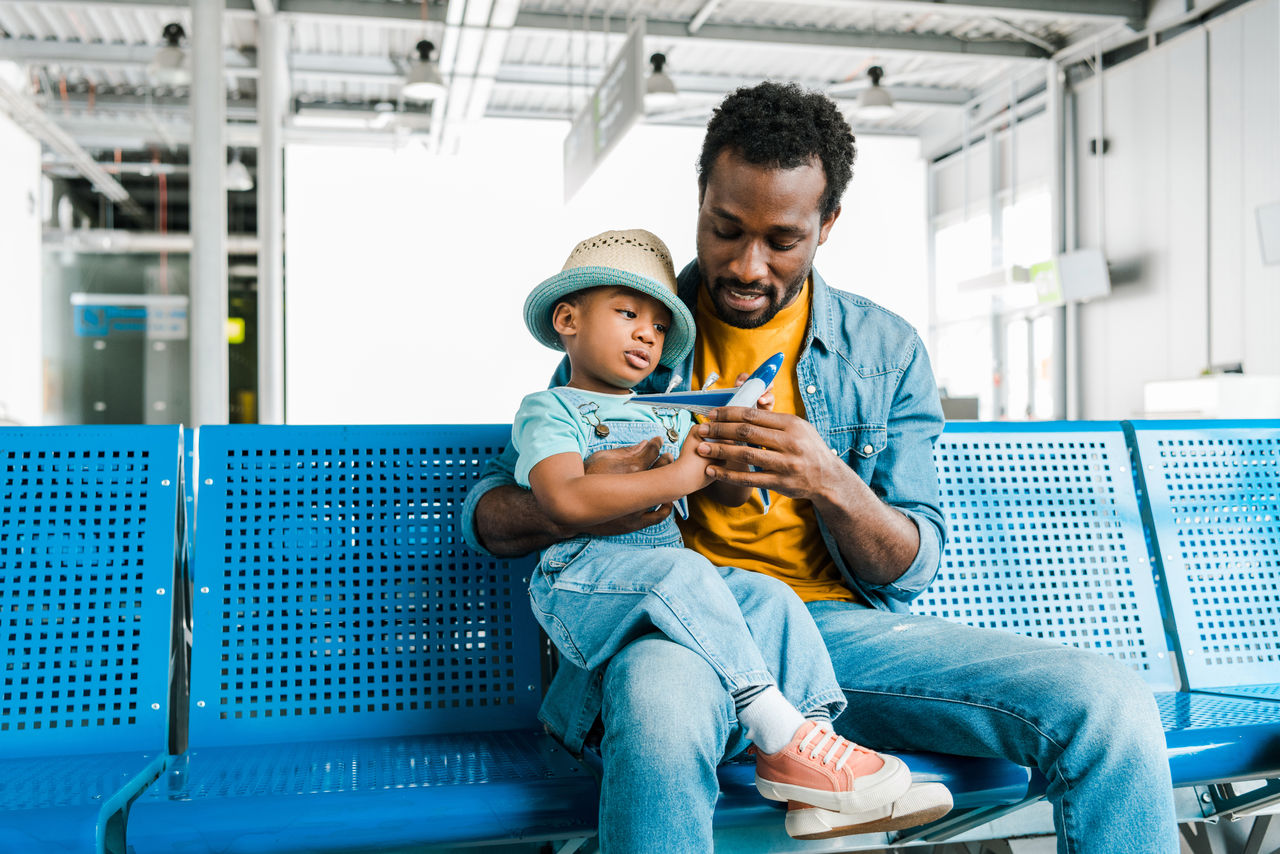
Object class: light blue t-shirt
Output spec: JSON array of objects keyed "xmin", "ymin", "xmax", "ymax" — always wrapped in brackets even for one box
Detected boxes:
[{"xmin": 511, "ymin": 387, "xmax": 694, "ymax": 488}]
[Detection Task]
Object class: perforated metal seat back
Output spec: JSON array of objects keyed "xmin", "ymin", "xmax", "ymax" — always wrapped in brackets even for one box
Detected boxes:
[
  {"xmin": 188, "ymin": 426, "xmax": 541, "ymax": 747},
  {"xmin": 1127, "ymin": 420, "xmax": 1280, "ymax": 691},
  {"xmin": 916, "ymin": 422, "xmax": 1176, "ymax": 691},
  {"xmin": 0, "ymin": 426, "xmax": 182, "ymax": 757}
]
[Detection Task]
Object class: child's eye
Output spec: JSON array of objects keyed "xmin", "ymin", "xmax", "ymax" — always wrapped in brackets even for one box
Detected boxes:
[
  {"xmin": 617, "ymin": 308, "xmax": 637, "ymax": 319},
  {"xmin": 654, "ymin": 323, "xmax": 667, "ymax": 335}
]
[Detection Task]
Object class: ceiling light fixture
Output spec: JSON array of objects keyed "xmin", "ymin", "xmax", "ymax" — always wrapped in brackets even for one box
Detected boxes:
[
  {"xmin": 402, "ymin": 40, "xmax": 446, "ymax": 102},
  {"xmin": 226, "ymin": 150, "xmax": 254, "ymax": 192},
  {"xmin": 148, "ymin": 23, "xmax": 190, "ymax": 87},
  {"xmin": 857, "ymin": 65, "xmax": 894, "ymax": 119},
  {"xmin": 645, "ymin": 53, "xmax": 678, "ymax": 112}
]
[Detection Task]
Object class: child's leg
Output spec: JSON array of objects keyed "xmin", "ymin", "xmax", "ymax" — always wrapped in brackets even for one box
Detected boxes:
[
  {"xmin": 530, "ymin": 540, "xmax": 779, "ymax": 691},
  {"xmin": 717, "ymin": 565, "xmax": 846, "ymax": 724},
  {"xmin": 531, "ymin": 541, "xmax": 910, "ymax": 813}
]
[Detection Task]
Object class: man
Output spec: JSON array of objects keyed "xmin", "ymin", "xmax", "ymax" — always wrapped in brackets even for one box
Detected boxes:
[{"xmin": 463, "ymin": 82, "xmax": 1177, "ymax": 853}]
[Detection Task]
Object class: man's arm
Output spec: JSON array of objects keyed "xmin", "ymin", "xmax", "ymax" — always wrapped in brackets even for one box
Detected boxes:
[{"xmin": 468, "ymin": 438, "xmax": 677, "ymax": 557}]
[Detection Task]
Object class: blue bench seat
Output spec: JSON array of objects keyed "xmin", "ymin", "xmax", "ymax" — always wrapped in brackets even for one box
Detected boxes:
[
  {"xmin": 901, "ymin": 423, "xmax": 1280, "ymax": 838},
  {"xmin": 0, "ymin": 752, "xmax": 167, "ymax": 854},
  {"xmin": 0, "ymin": 426, "xmax": 184, "ymax": 854},
  {"xmin": 124, "ymin": 425, "xmax": 600, "ymax": 854},
  {"xmin": 127, "ymin": 730, "xmax": 595, "ymax": 852}
]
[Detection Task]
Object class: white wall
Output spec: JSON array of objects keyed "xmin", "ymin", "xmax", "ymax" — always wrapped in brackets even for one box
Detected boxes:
[
  {"xmin": 1074, "ymin": 0, "xmax": 1280, "ymax": 418},
  {"xmin": 0, "ymin": 68, "xmax": 44, "ymax": 426},
  {"xmin": 285, "ymin": 119, "xmax": 927, "ymax": 425}
]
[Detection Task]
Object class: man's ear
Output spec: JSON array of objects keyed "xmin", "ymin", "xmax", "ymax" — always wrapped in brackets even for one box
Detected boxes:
[
  {"xmin": 817, "ymin": 205, "xmax": 841, "ymax": 246},
  {"xmin": 551, "ymin": 302, "xmax": 578, "ymax": 339}
]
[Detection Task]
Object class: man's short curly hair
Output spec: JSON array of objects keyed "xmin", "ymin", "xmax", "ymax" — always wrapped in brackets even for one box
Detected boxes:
[{"xmin": 698, "ymin": 82, "xmax": 856, "ymax": 221}]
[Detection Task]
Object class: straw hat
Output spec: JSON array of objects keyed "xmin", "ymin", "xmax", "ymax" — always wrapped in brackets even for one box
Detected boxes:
[{"xmin": 524, "ymin": 229, "xmax": 695, "ymax": 368}]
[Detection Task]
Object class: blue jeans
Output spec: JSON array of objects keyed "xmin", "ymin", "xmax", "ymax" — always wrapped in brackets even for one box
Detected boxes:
[
  {"xmin": 531, "ymin": 533, "xmax": 846, "ymax": 722},
  {"xmin": 597, "ymin": 601, "xmax": 1178, "ymax": 854}
]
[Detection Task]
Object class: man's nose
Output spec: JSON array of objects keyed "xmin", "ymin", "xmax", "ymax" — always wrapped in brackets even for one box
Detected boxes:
[{"xmin": 727, "ymin": 239, "xmax": 768, "ymax": 283}]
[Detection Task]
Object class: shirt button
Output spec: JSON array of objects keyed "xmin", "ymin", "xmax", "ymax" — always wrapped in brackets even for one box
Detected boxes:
[
  {"xmin": 806, "ymin": 384, "xmax": 817, "ymax": 394},
  {"xmin": 863, "ymin": 444, "xmax": 875, "ymax": 455},
  {"xmin": 831, "ymin": 447, "xmax": 839, "ymax": 454}
]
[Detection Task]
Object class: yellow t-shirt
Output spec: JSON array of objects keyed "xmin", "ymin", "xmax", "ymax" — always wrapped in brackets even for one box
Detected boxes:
[{"xmin": 678, "ymin": 280, "xmax": 859, "ymax": 603}]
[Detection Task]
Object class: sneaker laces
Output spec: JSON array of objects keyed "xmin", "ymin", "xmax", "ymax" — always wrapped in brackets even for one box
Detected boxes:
[{"xmin": 797, "ymin": 724, "xmax": 867, "ymax": 771}]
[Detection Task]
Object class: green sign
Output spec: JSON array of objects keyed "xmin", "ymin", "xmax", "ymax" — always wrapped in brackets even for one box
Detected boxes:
[{"xmin": 563, "ymin": 19, "xmax": 646, "ymax": 201}]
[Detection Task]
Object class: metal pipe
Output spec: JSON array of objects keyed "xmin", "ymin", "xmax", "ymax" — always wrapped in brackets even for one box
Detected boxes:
[
  {"xmin": 257, "ymin": 9, "xmax": 286, "ymax": 424},
  {"xmin": 43, "ymin": 228, "xmax": 260, "ymax": 254},
  {"xmin": 190, "ymin": 0, "xmax": 230, "ymax": 426},
  {"xmin": 0, "ymin": 74, "xmax": 143, "ymax": 217}
]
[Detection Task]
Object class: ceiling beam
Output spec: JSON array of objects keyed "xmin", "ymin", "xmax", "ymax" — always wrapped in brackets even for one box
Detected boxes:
[
  {"xmin": 12, "ymin": 0, "xmax": 1135, "ymax": 27},
  {"xmin": 513, "ymin": 11, "xmax": 1052, "ymax": 61},
  {"xmin": 0, "ymin": 38, "xmax": 258, "ymax": 74},
  {"xmin": 2, "ymin": 42, "xmax": 980, "ymax": 109},
  {"xmin": 5, "ymin": 0, "xmax": 449, "ymax": 28},
  {"xmin": 738, "ymin": 0, "xmax": 1138, "ymax": 26},
  {"xmin": 0, "ymin": 70, "xmax": 144, "ymax": 216},
  {"xmin": 877, "ymin": 0, "xmax": 1140, "ymax": 24},
  {"xmin": 493, "ymin": 64, "xmax": 976, "ymax": 106}
]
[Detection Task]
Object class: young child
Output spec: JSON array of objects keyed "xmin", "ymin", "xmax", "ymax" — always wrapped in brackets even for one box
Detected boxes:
[{"xmin": 511, "ymin": 228, "xmax": 913, "ymax": 824}]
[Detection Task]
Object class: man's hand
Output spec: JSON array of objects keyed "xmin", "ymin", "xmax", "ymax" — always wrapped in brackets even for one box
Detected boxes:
[
  {"xmin": 693, "ymin": 407, "xmax": 845, "ymax": 503},
  {"xmin": 577, "ymin": 436, "xmax": 674, "ymax": 536},
  {"xmin": 694, "ymin": 406, "xmax": 920, "ymax": 586}
]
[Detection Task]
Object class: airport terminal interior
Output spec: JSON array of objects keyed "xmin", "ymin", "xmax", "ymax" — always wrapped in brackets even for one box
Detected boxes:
[{"xmin": 1, "ymin": 0, "xmax": 1279, "ymax": 852}]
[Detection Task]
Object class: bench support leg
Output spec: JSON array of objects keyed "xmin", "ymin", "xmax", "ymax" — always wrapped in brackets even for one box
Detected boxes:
[
  {"xmin": 555, "ymin": 836, "xmax": 594, "ymax": 854},
  {"xmin": 1242, "ymin": 815, "xmax": 1273, "ymax": 854},
  {"xmin": 1181, "ymin": 814, "xmax": 1276, "ymax": 854},
  {"xmin": 891, "ymin": 796, "xmax": 1047, "ymax": 844},
  {"xmin": 1205, "ymin": 779, "xmax": 1280, "ymax": 821}
]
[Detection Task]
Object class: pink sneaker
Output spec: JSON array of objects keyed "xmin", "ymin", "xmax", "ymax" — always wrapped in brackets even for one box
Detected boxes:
[{"xmin": 753, "ymin": 721, "xmax": 910, "ymax": 813}]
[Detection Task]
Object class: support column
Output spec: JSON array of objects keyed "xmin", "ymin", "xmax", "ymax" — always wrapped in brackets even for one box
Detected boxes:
[
  {"xmin": 1048, "ymin": 62, "xmax": 1079, "ymax": 421},
  {"xmin": 190, "ymin": 0, "xmax": 229, "ymax": 425},
  {"xmin": 257, "ymin": 11, "xmax": 286, "ymax": 423}
]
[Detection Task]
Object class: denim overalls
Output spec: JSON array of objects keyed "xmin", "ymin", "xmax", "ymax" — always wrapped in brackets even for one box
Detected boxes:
[{"xmin": 528, "ymin": 388, "xmax": 847, "ymax": 720}]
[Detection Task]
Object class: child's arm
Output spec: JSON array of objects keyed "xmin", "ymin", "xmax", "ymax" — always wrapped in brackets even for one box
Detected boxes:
[{"xmin": 528, "ymin": 442, "xmax": 710, "ymax": 530}]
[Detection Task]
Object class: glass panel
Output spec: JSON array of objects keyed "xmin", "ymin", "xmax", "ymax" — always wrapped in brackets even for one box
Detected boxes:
[
  {"xmin": 41, "ymin": 251, "xmax": 191, "ymax": 425},
  {"xmin": 1032, "ymin": 313, "xmax": 1058, "ymax": 419},
  {"xmin": 1005, "ymin": 318, "xmax": 1030, "ymax": 420}
]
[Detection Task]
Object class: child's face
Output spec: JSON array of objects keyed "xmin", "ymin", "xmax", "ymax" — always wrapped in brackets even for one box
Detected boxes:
[{"xmin": 553, "ymin": 286, "xmax": 673, "ymax": 393}]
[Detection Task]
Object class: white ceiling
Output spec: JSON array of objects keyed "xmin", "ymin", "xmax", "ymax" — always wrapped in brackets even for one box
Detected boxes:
[{"xmin": 0, "ymin": 0, "xmax": 1142, "ymax": 154}]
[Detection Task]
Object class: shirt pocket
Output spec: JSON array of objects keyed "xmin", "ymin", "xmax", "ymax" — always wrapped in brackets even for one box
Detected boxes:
[
  {"xmin": 828, "ymin": 424, "xmax": 887, "ymax": 482},
  {"xmin": 850, "ymin": 425, "xmax": 887, "ymax": 459}
]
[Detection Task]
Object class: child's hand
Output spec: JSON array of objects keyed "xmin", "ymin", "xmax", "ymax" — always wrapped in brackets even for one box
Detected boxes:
[
  {"xmin": 674, "ymin": 429, "xmax": 714, "ymax": 493},
  {"xmin": 734, "ymin": 373, "xmax": 775, "ymax": 411}
]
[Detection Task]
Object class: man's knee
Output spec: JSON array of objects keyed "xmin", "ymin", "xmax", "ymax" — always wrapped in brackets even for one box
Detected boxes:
[
  {"xmin": 602, "ymin": 634, "xmax": 732, "ymax": 752},
  {"xmin": 1056, "ymin": 652, "xmax": 1164, "ymax": 746}
]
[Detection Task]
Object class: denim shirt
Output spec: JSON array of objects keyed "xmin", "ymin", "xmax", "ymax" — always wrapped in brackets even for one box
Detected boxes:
[{"xmin": 461, "ymin": 261, "xmax": 947, "ymax": 753}]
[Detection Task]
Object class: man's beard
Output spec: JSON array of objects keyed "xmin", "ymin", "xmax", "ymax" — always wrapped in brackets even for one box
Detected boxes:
[{"xmin": 706, "ymin": 272, "xmax": 808, "ymax": 329}]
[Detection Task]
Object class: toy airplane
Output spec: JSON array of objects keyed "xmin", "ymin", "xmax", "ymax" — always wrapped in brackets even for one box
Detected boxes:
[
  {"xmin": 627, "ymin": 352, "xmax": 785, "ymax": 415},
  {"xmin": 628, "ymin": 353, "xmax": 784, "ymax": 514}
]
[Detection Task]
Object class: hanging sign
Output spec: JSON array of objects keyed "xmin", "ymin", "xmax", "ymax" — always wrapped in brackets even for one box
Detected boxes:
[{"xmin": 563, "ymin": 18, "xmax": 646, "ymax": 201}]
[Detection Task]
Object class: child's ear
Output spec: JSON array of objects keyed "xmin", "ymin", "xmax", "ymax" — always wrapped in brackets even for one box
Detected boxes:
[{"xmin": 551, "ymin": 302, "xmax": 577, "ymax": 338}]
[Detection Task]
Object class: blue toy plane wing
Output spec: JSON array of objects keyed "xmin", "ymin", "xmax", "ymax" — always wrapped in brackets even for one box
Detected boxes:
[{"xmin": 626, "ymin": 388, "xmax": 737, "ymax": 415}]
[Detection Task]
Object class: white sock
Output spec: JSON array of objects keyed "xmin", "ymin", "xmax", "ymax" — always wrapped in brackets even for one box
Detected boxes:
[{"xmin": 736, "ymin": 685, "xmax": 806, "ymax": 754}]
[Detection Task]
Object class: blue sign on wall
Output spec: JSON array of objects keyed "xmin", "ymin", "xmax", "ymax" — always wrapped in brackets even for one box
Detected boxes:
[
  {"xmin": 74, "ymin": 304, "xmax": 149, "ymax": 337},
  {"xmin": 70, "ymin": 294, "xmax": 189, "ymax": 339}
]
